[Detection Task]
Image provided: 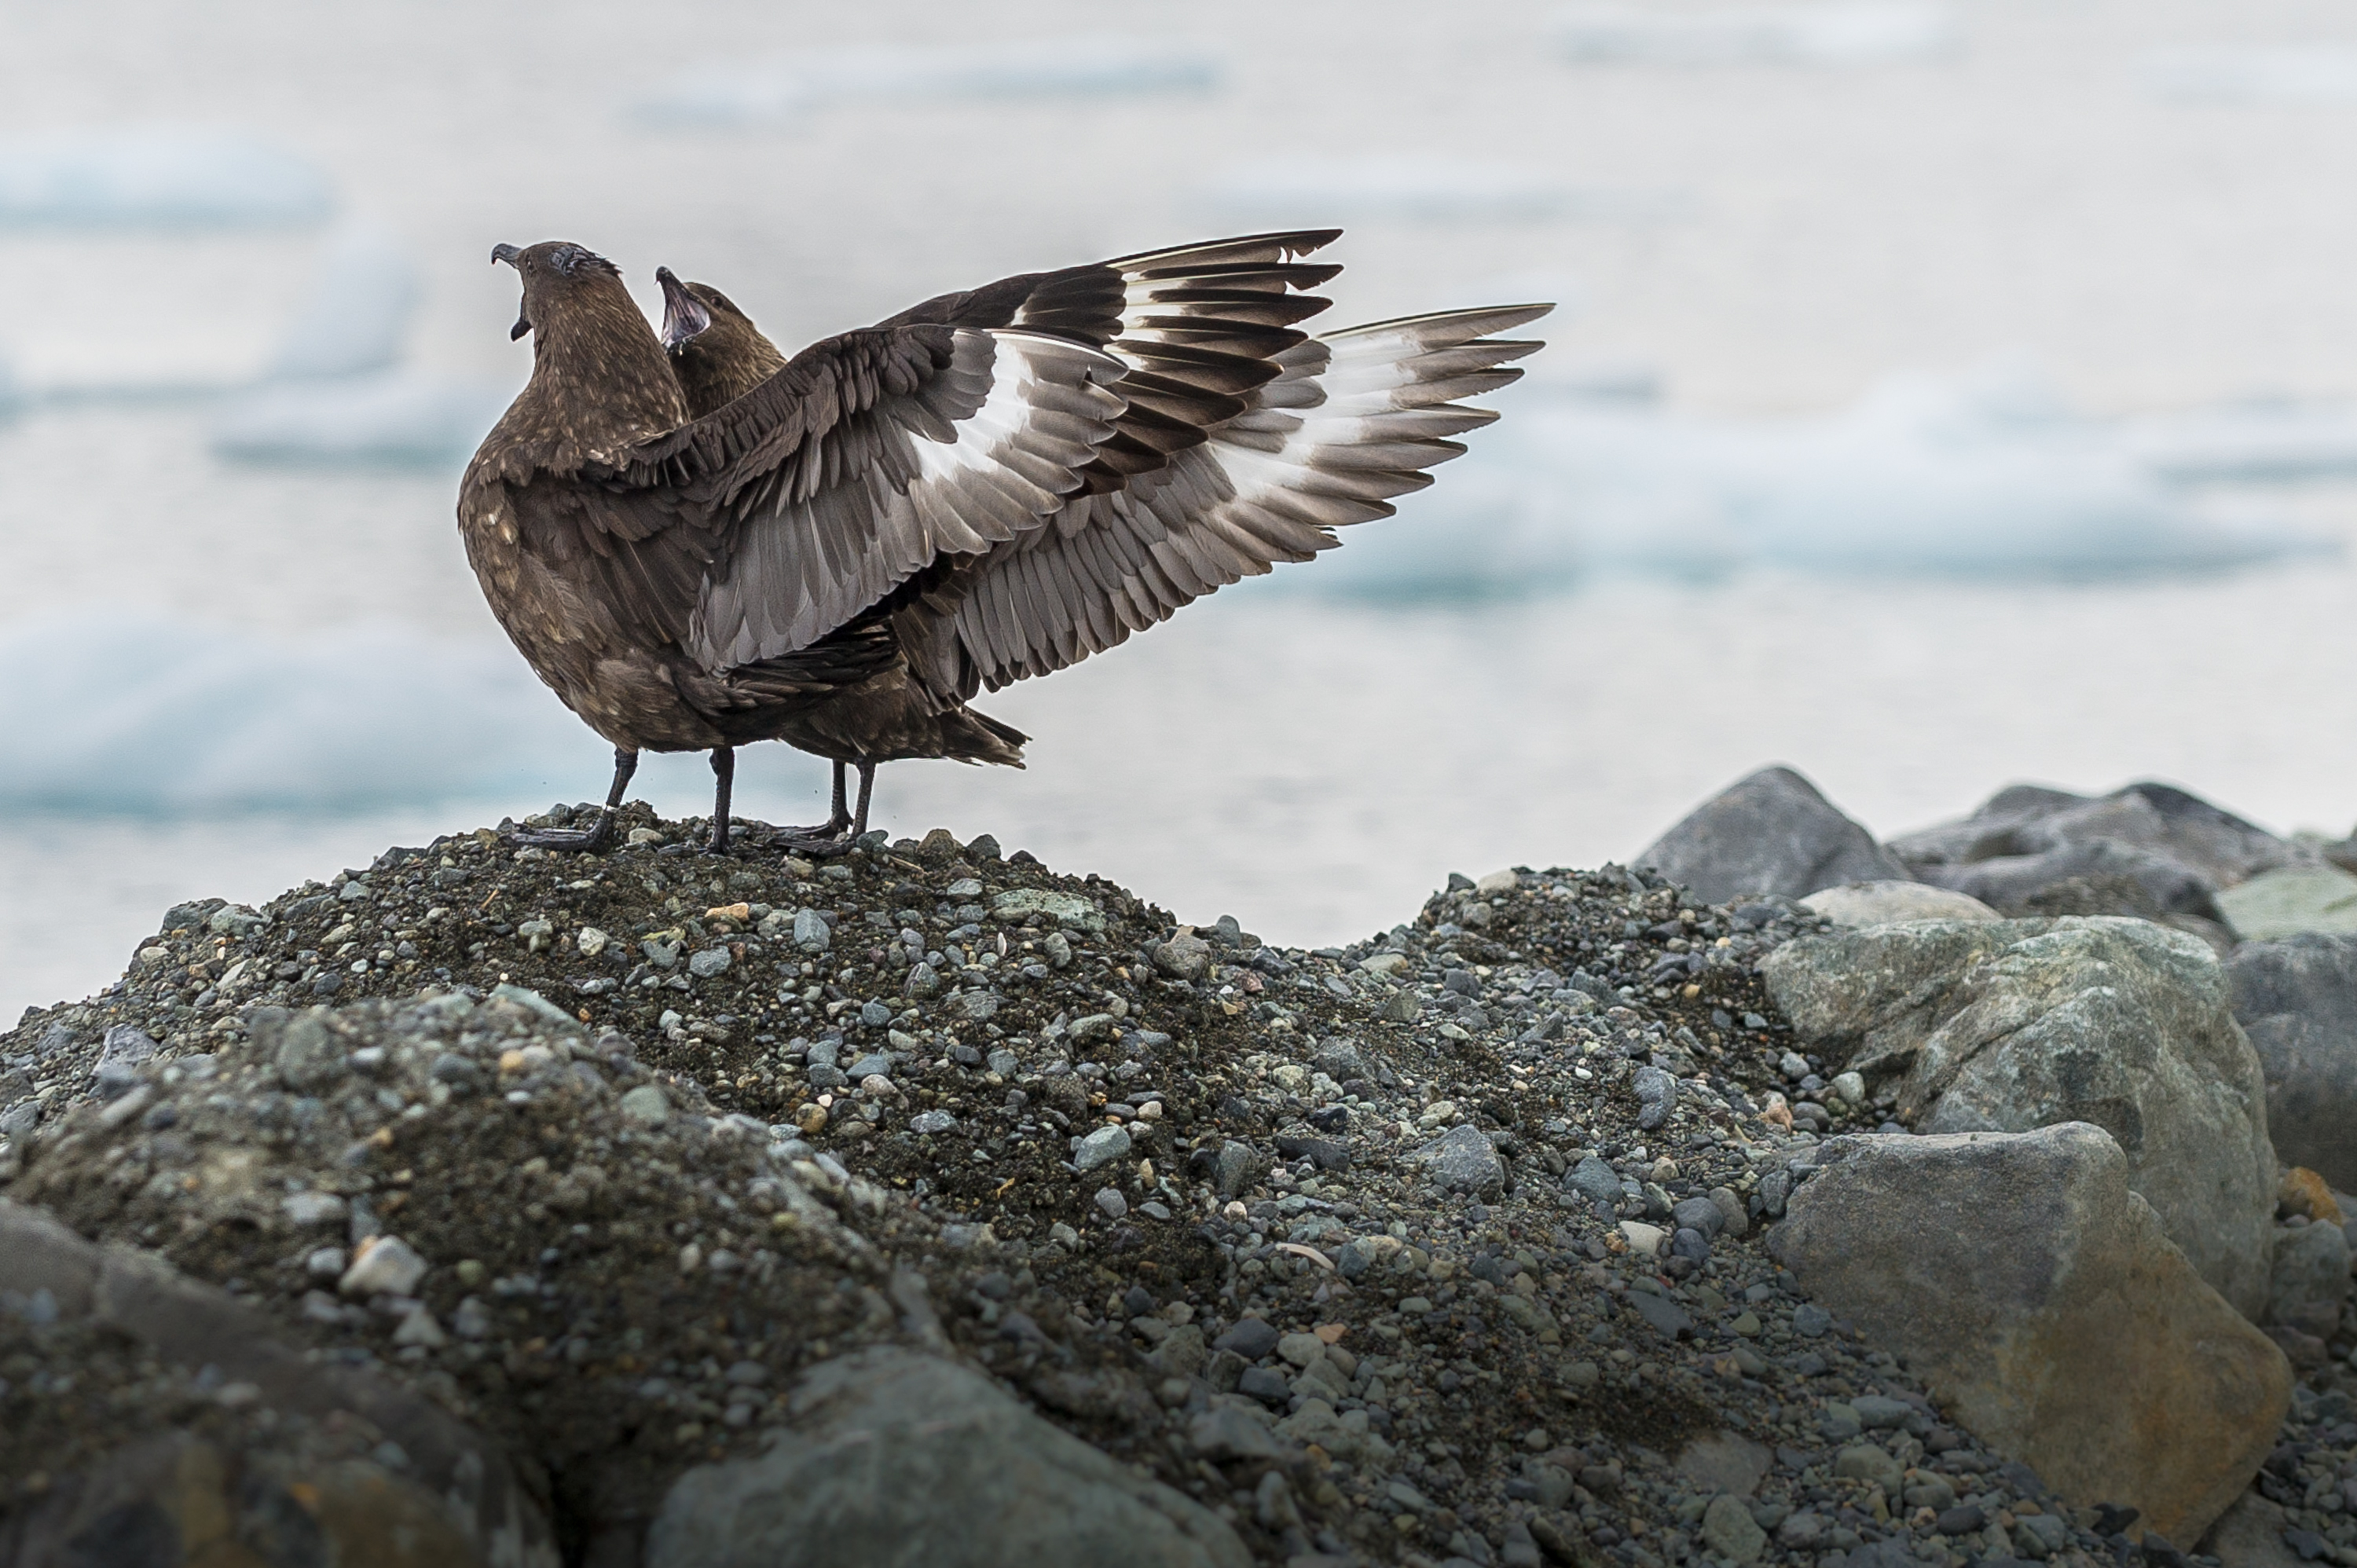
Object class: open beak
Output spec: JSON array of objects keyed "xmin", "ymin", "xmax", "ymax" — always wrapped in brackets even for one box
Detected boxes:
[
  {"xmin": 492, "ymin": 244, "xmax": 530, "ymax": 339},
  {"xmin": 656, "ymin": 266, "xmax": 711, "ymax": 353}
]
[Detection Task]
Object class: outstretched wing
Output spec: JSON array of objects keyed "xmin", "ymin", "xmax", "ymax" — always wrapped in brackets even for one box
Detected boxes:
[
  {"xmin": 589, "ymin": 324, "xmax": 1126, "ymax": 669},
  {"xmin": 896, "ymin": 304, "xmax": 1552, "ymax": 698},
  {"xmin": 874, "ymin": 230, "xmax": 1345, "ymax": 490}
]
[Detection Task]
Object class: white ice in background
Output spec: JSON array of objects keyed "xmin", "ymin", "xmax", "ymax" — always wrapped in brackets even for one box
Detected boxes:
[
  {"xmin": 210, "ymin": 225, "xmax": 515, "ymax": 468},
  {"xmin": 1555, "ymin": 4, "xmax": 1957, "ymax": 67},
  {"xmin": 260, "ymin": 224, "xmax": 416, "ymax": 381},
  {"xmin": 1204, "ymin": 159, "xmax": 1681, "ymax": 225},
  {"xmin": 2140, "ymin": 47, "xmax": 2357, "ymax": 107},
  {"xmin": 0, "ymin": 612, "xmax": 586, "ymax": 815},
  {"xmin": 0, "ymin": 126, "xmax": 333, "ymax": 229},
  {"xmin": 632, "ymin": 38, "xmax": 1222, "ymax": 128},
  {"xmin": 2118, "ymin": 401, "xmax": 2357, "ymax": 484},
  {"xmin": 1263, "ymin": 361, "xmax": 2340, "ymax": 598}
]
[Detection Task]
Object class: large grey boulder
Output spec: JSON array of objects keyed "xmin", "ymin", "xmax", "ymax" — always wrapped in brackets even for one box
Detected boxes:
[
  {"xmin": 1889, "ymin": 781, "xmax": 2288, "ymax": 921},
  {"xmin": 1636, "ymin": 765, "xmax": 1911, "ymax": 906},
  {"xmin": 1801, "ymin": 881, "xmax": 1999, "ymax": 928},
  {"xmin": 1761, "ymin": 916, "xmax": 2278, "ymax": 1317},
  {"xmin": 2230, "ymin": 934, "xmax": 2357, "ymax": 1189},
  {"xmin": 0, "ymin": 1199, "xmax": 556, "ymax": 1568},
  {"xmin": 1771, "ymin": 1125, "xmax": 2290, "ymax": 1549},
  {"xmin": 646, "ymin": 1346, "xmax": 1250, "ymax": 1568}
]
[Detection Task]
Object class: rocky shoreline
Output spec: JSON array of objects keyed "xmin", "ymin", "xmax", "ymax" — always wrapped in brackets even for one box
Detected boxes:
[{"xmin": 2, "ymin": 772, "xmax": 2354, "ymax": 1568}]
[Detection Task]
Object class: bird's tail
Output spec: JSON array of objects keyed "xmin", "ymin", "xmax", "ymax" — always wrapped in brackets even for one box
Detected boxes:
[{"xmin": 943, "ymin": 705, "xmax": 1028, "ymax": 768}]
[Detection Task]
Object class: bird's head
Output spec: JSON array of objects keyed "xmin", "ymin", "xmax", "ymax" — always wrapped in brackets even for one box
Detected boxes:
[
  {"xmin": 656, "ymin": 267, "xmax": 788, "ymax": 415},
  {"xmin": 491, "ymin": 240, "xmax": 625, "ymax": 343}
]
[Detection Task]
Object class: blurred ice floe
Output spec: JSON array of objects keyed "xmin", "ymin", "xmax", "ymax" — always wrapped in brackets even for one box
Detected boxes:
[
  {"xmin": 0, "ymin": 612, "xmax": 585, "ymax": 815},
  {"xmin": 1204, "ymin": 158, "xmax": 1682, "ymax": 225},
  {"xmin": 1555, "ymin": 3, "xmax": 1957, "ymax": 67},
  {"xmin": 1263, "ymin": 360, "xmax": 2344, "ymax": 598},
  {"xmin": 2139, "ymin": 46, "xmax": 2357, "ymax": 106},
  {"xmin": 210, "ymin": 225, "xmax": 513, "ymax": 468},
  {"xmin": 632, "ymin": 37, "xmax": 1221, "ymax": 128},
  {"xmin": 0, "ymin": 126, "xmax": 332, "ymax": 229}
]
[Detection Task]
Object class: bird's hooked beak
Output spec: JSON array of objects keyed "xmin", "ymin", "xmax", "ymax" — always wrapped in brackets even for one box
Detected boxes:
[
  {"xmin": 656, "ymin": 266, "xmax": 711, "ymax": 354},
  {"xmin": 492, "ymin": 243, "xmax": 530, "ymax": 340}
]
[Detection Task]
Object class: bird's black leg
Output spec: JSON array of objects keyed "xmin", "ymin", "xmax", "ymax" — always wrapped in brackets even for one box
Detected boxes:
[
  {"xmin": 850, "ymin": 760, "xmax": 877, "ymax": 839},
  {"xmin": 776, "ymin": 759, "xmax": 858, "ymax": 851},
  {"xmin": 707, "ymin": 746, "xmax": 735, "ymax": 855},
  {"xmin": 508, "ymin": 746, "xmax": 639, "ymax": 853}
]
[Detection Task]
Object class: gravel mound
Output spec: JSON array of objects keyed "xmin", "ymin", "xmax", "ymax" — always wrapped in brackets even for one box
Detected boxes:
[{"xmin": 0, "ymin": 806, "xmax": 2189, "ymax": 1564}]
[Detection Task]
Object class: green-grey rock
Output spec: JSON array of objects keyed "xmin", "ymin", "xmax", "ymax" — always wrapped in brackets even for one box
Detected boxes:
[
  {"xmin": 2230, "ymin": 933, "xmax": 2357, "ymax": 1189},
  {"xmin": 647, "ymin": 1346, "xmax": 1248, "ymax": 1568},
  {"xmin": 2216, "ymin": 864, "xmax": 2357, "ymax": 942},
  {"xmin": 1762, "ymin": 915, "xmax": 2276, "ymax": 1317},
  {"xmin": 1702, "ymin": 1493, "xmax": 1768, "ymax": 1563}
]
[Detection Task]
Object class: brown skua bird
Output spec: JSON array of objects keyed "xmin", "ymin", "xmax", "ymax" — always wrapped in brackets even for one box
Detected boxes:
[{"xmin": 460, "ymin": 233, "xmax": 1547, "ymax": 854}]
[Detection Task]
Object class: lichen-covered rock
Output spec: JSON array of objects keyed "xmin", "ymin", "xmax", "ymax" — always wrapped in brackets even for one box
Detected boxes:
[
  {"xmin": 1763, "ymin": 916, "xmax": 2277, "ymax": 1317},
  {"xmin": 646, "ymin": 1347, "xmax": 1248, "ymax": 1568},
  {"xmin": 1799, "ymin": 881, "xmax": 1999, "ymax": 928},
  {"xmin": 1772, "ymin": 1123, "xmax": 2290, "ymax": 1548}
]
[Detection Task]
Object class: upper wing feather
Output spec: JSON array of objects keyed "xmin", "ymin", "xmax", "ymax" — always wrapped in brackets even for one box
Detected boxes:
[
  {"xmin": 896, "ymin": 304, "xmax": 1552, "ymax": 698},
  {"xmin": 589, "ymin": 324, "xmax": 1126, "ymax": 669}
]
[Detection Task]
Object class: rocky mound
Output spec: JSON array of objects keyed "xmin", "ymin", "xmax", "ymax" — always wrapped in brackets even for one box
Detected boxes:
[{"xmin": 0, "ymin": 805, "xmax": 2259, "ymax": 1566}]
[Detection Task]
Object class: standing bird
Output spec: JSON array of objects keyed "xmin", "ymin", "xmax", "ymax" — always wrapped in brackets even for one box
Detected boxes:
[{"xmin": 460, "ymin": 233, "xmax": 1547, "ymax": 855}]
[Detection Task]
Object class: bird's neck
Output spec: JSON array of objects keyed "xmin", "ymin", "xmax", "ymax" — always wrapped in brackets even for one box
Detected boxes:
[{"xmin": 524, "ymin": 283, "xmax": 688, "ymax": 450}]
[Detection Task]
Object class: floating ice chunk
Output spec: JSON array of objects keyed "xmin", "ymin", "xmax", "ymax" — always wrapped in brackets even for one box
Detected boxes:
[
  {"xmin": 2141, "ymin": 46, "xmax": 2357, "ymax": 106},
  {"xmin": 0, "ymin": 612, "xmax": 585, "ymax": 815},
  {"xmin": 1556, "ymin": 4, "xmax": 1957, "ymax": 67},
  {"xmin": 211, "ymin": 371, "xmax": 514, "ymax": 469},
  {"xmin": 211, "ymin": 225, "xmax": 512, "ymax": 467},
  {"xmin": 632, "ymin": 38, "xmax": 1221, "ymax": 127},
  {"xmin": 1259, "ymin": 360, "xmax": 2336, "ymax": 596},
  {"xmin": 264, "ymin": 223, "xmax": 418, "ymax": 381},
  {"xmin": 1205, "ymin": 158, "xmax": 1677, "ymax": 225},
  {"xmin": 0, "ymin": 126, "xmax": 333, "ymax": 229},
  {"xmin": 2119, "ymin": 401, "xmax": 2357, "ymax": 483}
]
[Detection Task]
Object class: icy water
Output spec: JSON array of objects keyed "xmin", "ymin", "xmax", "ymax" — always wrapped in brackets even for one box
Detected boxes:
[{"xmin": 9, "ymin": 0, "xmax": 2357, "ymax": 1018}]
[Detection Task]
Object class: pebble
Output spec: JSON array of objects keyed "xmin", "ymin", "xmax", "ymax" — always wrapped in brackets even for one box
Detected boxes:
[
  {"xmin": 338, "ymin": 1235, "xmax": 427, "ymax": 1298},
  {"xmin": 619, "ymin": 1085, "xmax": 670, "ymax": 1127},
  {"xmin": 688, "ymin": 948, "xmax": 731, "ymax": 979},
  {"xmin": 909, "ymin": 1110, "xmax": 956, "ymax": 1135},
  {"xmin": 1093, "ymin": 1188, "xmax": 1128, "ymax": 1220},
  {"xmin": 1072, "ymin": 1124, "xmax": 1131, "ymax": 1174}
]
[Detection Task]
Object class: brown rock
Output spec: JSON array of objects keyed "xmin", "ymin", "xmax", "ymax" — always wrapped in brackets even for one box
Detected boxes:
[
  {"xmin": 1772, "ymin": 1123, "xmax": 2290, "ymax": 1547},
  {"xmin": 2279, "ymin": 1166, "xmax": 2342, "ymax": 1224}
]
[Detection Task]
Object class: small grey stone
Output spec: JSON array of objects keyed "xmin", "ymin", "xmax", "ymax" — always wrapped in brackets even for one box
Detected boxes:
[
  {"xmin": 1406, "ymin": 1123, "xmax": 1505, "ymax": 1196},
  {"xmin": 281, "ymin": 1191, "xmax": 347, "ymax": 1228},
  {"xmin": 1214, "ymin": 1318, "xmax": 1280, "ymax": 1361},
  {"xmin": 1851, "ymin": 1394, "xmax": 1914, "ymax": 1430},
  {"xmin": 793, "ymin": 909, "xmax": 831, "ymax": 952},
  {"xmin": 986, "ymin": 1048, "xmax": 1020, "ymax": 1076},
  {"xmin": 1094, "ymin": 1188, "xmax": 1128, "ymax": 1221},
  {"xmin": 1703, "ymin": 1493, "xmax": 1768, "ymax": 1564},
  {"xmin": 1188, "ymin": 1403, "xmax": 1293, "ymax": 1462},
  {"xmin": 94, "ymin": 1024, "xmax": 159, "ymax": 1099},
  {"xmin": 846, "ymin": 1053, "xmax": 893, "ymax": 1082},
  {"xmin": 1214, "ymin": 1140, "xmax": 1260, "ymax": 1199},
  {"xmin": 1791, "ymin": 1302, "xmax": 1832, "ymax": 1338},
  {"xmin": 910, "ymin": 1110, "xmax": 956, "ymax": 1135},
  {"xmin": 339, "ymin": 1234, "xmax": 427, "ymax": 1298},
  {"xmin": 905, "ymin": 961, "xmax": 942, "ymax": 999},
  {"xmin": 620, "ymin": 1085, "xmax": 670, "ymax": 1127},
  {"xmin": 1237, "ymin": 1365, "xmax": 1288, "ymax": 1404},
  {"xmin": 859, "ymin": 1000, "xmax": 892, "ymax": 1028},
  {"xmin": 688, "ymin": 947, "xmax": 731, "ymax": 979},
  {"xmin": 1673, "ymin": 1196, "xmax": 1727, "ymax": 1238},
  {"xmin": 1074, "ymin": 1124, "xmax": 1132, "ymax": 1174},
  {"xmin": 276, "ymin": 1013, "xmax": 346, "ymax": 1092},
  {"xmin": 1567, "ymin": 1156, "xmax": 1622, "ymax": 1206},
  {"xmin": 1153, "ymin": 933, "xmax": 1211, "ymax": 980}
]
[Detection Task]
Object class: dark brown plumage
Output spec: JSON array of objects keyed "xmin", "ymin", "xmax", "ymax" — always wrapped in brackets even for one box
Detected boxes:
[{"xmin": 462, "ymin": 233, "xmax": 1549, "ymax": 855}]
